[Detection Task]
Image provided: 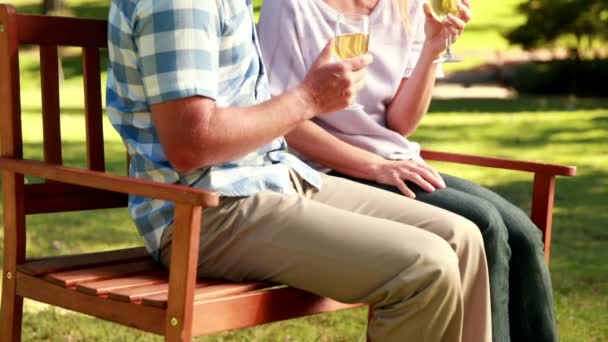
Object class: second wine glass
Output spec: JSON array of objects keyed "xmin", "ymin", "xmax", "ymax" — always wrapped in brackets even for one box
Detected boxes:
[
  {"xmin": 429, "ymin": 0, "xmax": 462, "ymax": 63},
  {"xmin": 335, "ymin": 13, "xmax": 369, "ymax": 110}
]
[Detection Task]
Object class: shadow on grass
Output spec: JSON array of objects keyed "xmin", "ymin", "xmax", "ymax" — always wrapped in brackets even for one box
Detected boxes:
[
  {"xmin": 415, "ymin": 105, "xmax": 608, "ymax": 150},
  {"xmin": 22, "ymin": 141, "xmax": 127, "ymax": 176},
  {"xmin": 429, "ymin": 97, "xmax": 608, "ymax": 113},
  {"xmin": 22, "ymin": 49, "xmax": 109, "ymax": 81},
  {"xmin": 12, "ymin": 3, "xmax": 42, "ymax": 15},
  {"xmin": 72, "ymin": 4, "xmax": 109, "ymax": 19},
  {"xmin": 22, "ymin": 106, "xmax": 94, "ymax": 116},
  {"xmin": 20, "ymin": 304, "xmax": 367, "ymax": 341},
  {"xmin": 14, "ymin": 1, "xmax": 109, "ymax": 19},
  {"xmin": 488, "ymin": 170, "xmax": 608, "ymax": 293}
]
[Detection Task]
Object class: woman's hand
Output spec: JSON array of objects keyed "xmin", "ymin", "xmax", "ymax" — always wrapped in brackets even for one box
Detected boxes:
[
  {"xmin": 422, "ymin": 0, "xmax": 472, "ymax": 57},
  {"xmin": 371, "ymin": 159, "xmax": 446, "ymax": 198}
]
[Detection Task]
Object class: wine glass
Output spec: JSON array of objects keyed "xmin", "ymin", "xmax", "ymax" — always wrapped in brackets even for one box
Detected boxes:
[
  {"xmin": 335, "ymin": 13, "xmax": 370, "ymax": 110},
  {"xmin": 429, "ymin": 0, "xmax": 462, "ymax": 63}
]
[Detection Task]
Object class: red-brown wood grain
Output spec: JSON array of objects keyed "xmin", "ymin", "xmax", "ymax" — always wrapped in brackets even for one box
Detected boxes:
[
  {"xmin": 16, "ymin": 13, "xmax": 106, "ymax": 47},
  {"xmin": 40, "ymin": 44, "xmax": 62, "ymax": 165},
  {"xmin": 0, "ymin": 158, "xmax": 219, "ymax": 207},
  {"xmin": 421, "ymin": 150, "xmax": 576, "ymax": 176},
  {"xmin": 0, "ymin": 5, "xmax": 26, "ymax": 341},
  {"xmin": 18, "ymin": 247, "xmax": 149, "ymax": 276},
  {"xmin": 82, "ymin": 46, "xmax": 105, "ymax": 171},
  {"xmin": 531, "ymin": 174, "xmax": 557, "ymax": 262},
  {"xmin": 165, "ymin": 203, "xmax": 202, "ymax": 341}
]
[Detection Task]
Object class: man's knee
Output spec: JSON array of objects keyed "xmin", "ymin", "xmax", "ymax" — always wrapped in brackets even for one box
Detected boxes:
[
  {"xmin": 441, "ymin": 212, "xmax": 486, "ymax": 255},
  {"xmin": 424, "ymin": 240, "xmax": 461, "ymax": 289},
  {"xmin": 408, "ymin": 237, "xmax": 462, "ymax": 297},
  {"xmin": 366, "ymin": 236, "xmax": 461, "ymax": 307}
]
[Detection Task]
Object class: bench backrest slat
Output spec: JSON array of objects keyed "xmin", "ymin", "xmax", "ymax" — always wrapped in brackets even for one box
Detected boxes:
[
  {"xmin": 0, "ymin": 6, "xmax": 23, "ymax": 159},
  {"xmin": 0, "ymin": 8, "xmax": 126, "ymax": 216},
  {"xmin": 83, "ymin": 46, "xmax": 105, "ymax": 171},
  {"xmin": 16, "ymin": 13, "xmax": 107, "ymax": 47},
  {"xmin": 40, "ymin": 44, "xmax": 63, "ymax": 165}
]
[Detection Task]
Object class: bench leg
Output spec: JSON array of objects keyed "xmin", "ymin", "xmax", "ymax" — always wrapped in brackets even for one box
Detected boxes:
[
  {"xmin": 1, "ymin": 281, "xmax": 24, "ymax": 342},
  {"xmin": 1, "ymin": 173, "xmax": 26, "ymax": 342}
]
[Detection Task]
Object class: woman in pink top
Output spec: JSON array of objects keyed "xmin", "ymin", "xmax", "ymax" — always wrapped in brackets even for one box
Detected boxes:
[{"xmin": 258, "ymin": 0, "xmax": 557, "ymax": 341}]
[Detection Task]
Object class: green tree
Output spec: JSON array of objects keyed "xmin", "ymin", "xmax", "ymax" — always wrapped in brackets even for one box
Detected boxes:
[{"xmin": 506, "ymin": 0, "xmax": 608, "ymax": 56}]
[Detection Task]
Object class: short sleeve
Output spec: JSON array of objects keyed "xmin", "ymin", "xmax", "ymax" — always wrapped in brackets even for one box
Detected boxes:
[
  {"xmin": 257, "ymin": 0, "xmax": 308, "ymax": 96},
  {"xmin": 133, "ymin": 0, "xmax": 222, "ymax": 104},
  {"xmin": 403, "ymin": 1, "xmax": 444, "ymax": 79}
]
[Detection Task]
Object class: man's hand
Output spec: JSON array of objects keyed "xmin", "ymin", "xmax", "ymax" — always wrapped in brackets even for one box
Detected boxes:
[
  {"xmin": 371, "ymin": 158, "xmax": 446, "ymax": 198},
  {"xmin": 298, "ymin": 38, "xmax": 373, "ymax": 115}
]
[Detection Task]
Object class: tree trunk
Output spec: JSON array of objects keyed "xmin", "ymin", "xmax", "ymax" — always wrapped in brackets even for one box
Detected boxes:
[{"xmin": 42, "ymin": 0, "xmax": 65, "ymax": 15}]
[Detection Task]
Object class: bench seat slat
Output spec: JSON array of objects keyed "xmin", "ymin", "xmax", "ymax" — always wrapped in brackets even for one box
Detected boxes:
[
  {"xmin": 45, "ymin": 259, "xmax": 158, "ymax": 287},
  {"xmin": 142, "ymin": 282, "xmax": 272, "ymax": 309},
  {"xmin": 18, "ymin": 247, "xmax": 149, "ymax": 276},
  {"xmin": 76, "ymin": 272, "xmax": 168, "ymax": 296},
  {"xmin": 108, "ymin": 283, "xmax": 170, "ymax": 303},
  {"xmin": 108, "ymin": 280, "xmax": 225, "ymax": 303}
]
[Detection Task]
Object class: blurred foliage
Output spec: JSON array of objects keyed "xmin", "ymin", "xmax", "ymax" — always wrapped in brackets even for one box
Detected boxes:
[
  {"xmin": 508, "ymin": 58, "xmax": 608, "ymax": 96},
  {"xmin": 506, "ymin": 0, "xmax": 608, "ymax": 52}
]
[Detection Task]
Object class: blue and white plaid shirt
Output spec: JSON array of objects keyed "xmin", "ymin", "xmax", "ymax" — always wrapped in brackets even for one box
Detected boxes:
[{"xmin": 106, "ymin": 0, "xmax": 321, "ymax": 259}]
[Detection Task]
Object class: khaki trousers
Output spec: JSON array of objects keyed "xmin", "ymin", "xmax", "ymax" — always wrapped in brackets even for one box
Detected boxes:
[{"xmin": 161, "ymin": 173, "xmax": 491, "ymax": 342}]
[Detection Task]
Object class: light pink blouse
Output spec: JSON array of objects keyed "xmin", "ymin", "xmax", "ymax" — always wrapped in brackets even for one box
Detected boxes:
[{"xmin": 258, "ymin": 0, "xmax": 442, "ymax": 168}]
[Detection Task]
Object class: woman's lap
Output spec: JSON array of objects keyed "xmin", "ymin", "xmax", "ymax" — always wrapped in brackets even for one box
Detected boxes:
[
  {"xmin": 436, "ymin": 174, "xmax": 544, "ymax": 248},
  {"xmin": 328, "ymin": 170, "xmax": 557, "ymax": 341}
]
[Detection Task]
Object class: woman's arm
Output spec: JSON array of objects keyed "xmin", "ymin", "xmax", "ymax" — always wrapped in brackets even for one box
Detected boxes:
[
  {"xmin": 286, "ymin": 121, "xmax": 445, "ymax": 197},
  {"xmin": 386, "ymin": 1, "xmax": 472, "ymax": 136},
  {"xmin": 286, "ymin": 121, "xmax": 384, "ymax": 179},
  {"xmin": 386, "ymin": 46, "xmax": 440, "ymax": 137},
  {"xmin": 259, "ymin": 0, "xmax": 455, "ymax": 197}
]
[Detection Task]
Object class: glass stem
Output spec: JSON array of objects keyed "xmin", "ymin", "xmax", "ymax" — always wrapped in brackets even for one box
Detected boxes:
[{"xmin": 445, "ymin": 35, "xmax": 453, "ymax": 58}]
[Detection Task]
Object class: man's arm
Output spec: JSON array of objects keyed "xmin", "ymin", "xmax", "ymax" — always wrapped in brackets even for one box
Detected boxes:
[
  {"xmin": 152, "ymin": 87, "xmax": 311, "ymax": 172},
  {"xmin": 152, "ymin": 41, "xmax": 372, "ymax": 173}
]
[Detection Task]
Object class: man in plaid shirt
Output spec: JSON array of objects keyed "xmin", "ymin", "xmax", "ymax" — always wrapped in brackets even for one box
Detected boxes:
[{"xmin": 106, "ymin": 1, "xmax": 491, "ymax": 340}]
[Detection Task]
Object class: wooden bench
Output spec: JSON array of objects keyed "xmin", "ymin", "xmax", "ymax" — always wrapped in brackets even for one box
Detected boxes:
[{"xmin": 0, "ymin": 5, "xmax": 576, "ymax": 342}]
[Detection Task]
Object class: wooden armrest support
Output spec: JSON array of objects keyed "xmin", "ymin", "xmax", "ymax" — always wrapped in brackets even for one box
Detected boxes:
[
  {"xmin": 421, "ymin": 150, "xmax": 576, "ymax": 263},
  {"xmin": 421, "ymin": 150, "xmax": 577, "ymax": 176},
  {"xmin": 0, "ymin": 157, "xmax": 219, "ymax": 207}
]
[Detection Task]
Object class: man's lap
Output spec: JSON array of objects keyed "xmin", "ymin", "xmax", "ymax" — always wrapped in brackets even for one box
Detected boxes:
[{"xmin": 158, "ymin": 173, "xmax": 474, "ymax": 302}]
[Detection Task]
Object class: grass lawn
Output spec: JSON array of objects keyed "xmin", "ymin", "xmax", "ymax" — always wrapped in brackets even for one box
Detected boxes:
[{"xmin": 1, "ymin": 0, "xmax": 607, "ymax": 341}]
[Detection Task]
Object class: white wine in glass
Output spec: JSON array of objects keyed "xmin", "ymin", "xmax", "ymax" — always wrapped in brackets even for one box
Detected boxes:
[
  {"xmin": 429, "ymin": 0, "xmax": 462, "ymax": 63},
  {"xmin": 335, "ymin": 13, "xmax": 369, "ymax": 110},
  {"xmin": 334, "ymin": 33, "xmax": 369, "ymax": 59}
]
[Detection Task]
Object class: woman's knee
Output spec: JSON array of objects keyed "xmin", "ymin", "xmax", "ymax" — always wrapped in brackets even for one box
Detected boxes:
[
  {"xmin": 459, "ymin": 199, "xmax": 508, "ymax": 241},
  {"xmin": 508, "ymin": 223, "xmax": 545, "ymax": 258}
]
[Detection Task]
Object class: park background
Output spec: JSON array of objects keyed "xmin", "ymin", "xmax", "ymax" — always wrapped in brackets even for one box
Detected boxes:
[{"xmin": 0, "ymin": 0, "xmax": 606, "ymax": 340}]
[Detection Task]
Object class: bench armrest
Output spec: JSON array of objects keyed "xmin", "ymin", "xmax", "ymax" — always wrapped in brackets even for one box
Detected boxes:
[
  {"xmin": 421, "ymin": 150, "xmax": 577, "ymax": 176},
  {"xmin": 0, "ymin": 157, "xmax": 219, "ymax": 207},
  {"xmin": 421, "ymin": 149, "xmax": 576, "ymax": 263}
]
